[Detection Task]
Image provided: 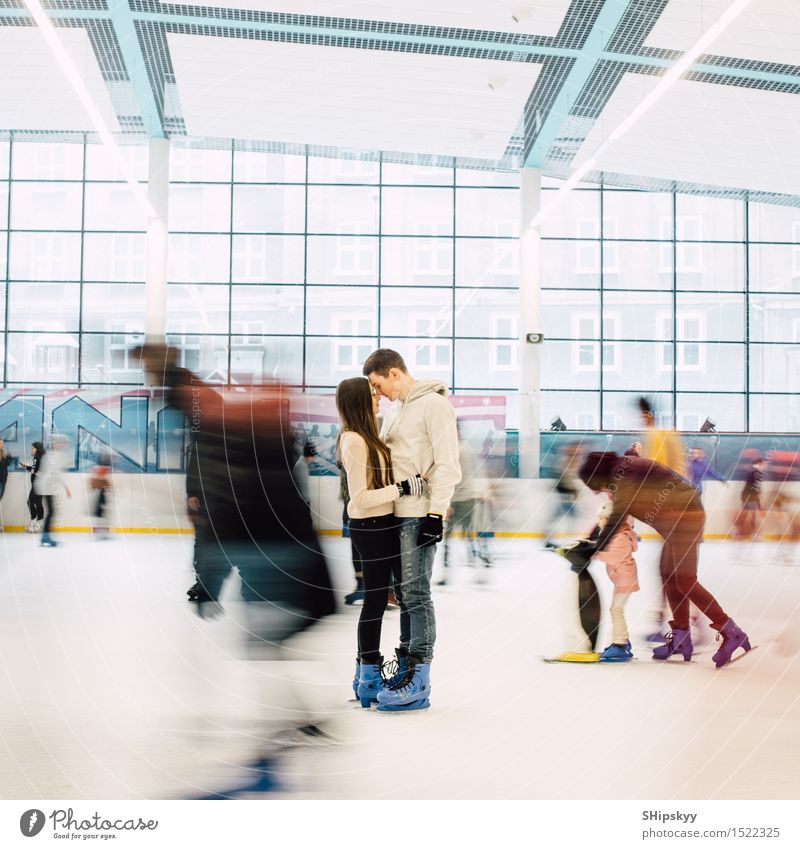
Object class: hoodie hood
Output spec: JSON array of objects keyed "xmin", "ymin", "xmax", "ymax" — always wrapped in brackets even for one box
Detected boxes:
[{"xmin": 403, "ymin": 379, "xmax": 447, "ymax": 404}]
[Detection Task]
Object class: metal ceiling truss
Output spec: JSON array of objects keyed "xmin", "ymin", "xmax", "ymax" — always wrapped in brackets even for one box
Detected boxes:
[{"xmin": 0, "ymin": 0, "xmax": 798, "ymax": 202}]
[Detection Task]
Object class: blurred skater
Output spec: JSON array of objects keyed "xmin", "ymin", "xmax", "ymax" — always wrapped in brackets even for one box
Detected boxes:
[
  {"xmin": 138, "ymin": 344, "xmax": 337, "ymax": 745},
  {"xmin": 543, "ymin": 441, "xmax": 582, "ymax": 548},
  {"xmin": 34, "ymin": 435, "xmax": 72, "ymax": 548},
  {"xmin": 89, "ymin": 454, "xmax": 112, "ymax": 540},
  {"xmin": 580, "ymin": 452, "xmax": 753, "ymax": 668}
]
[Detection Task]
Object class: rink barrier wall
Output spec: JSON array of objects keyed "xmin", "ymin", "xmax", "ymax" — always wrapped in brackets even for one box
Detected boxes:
[{"xmin": 2, "ymin": 474, "xmax": 798, "ymax": 540}]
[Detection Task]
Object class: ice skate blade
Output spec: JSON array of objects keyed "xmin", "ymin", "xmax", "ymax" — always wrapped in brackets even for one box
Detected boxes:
[
  {"xmin": 376, "ymin": 698, "xmax": 430, "ymax": 712},
  {"xmin": 543, "ymin": 652, "xmax": 601, "ymax": 664},
  {"xmin": 718, "ymin": 645, "xmax": 759, "ymax": 668},
  {"xmin": 652, "ymin": 656, "xmax": 696, "ymax": 664}
]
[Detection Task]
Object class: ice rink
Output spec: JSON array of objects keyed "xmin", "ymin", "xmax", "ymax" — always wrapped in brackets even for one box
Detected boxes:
[{"xmin": 1, "ymin": 532, "xmax": 798, "ymax": 801}]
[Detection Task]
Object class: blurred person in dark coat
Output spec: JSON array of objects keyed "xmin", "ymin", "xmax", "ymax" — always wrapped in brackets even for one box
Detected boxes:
[{"xmin": 137, "ymin": 345, "xmax": 336, "ymax": 744}]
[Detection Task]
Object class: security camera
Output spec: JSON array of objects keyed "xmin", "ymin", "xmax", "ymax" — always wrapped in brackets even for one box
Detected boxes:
[{"xmin": 525, "ymin": 332, "xmax": 544, "ymax": 344}]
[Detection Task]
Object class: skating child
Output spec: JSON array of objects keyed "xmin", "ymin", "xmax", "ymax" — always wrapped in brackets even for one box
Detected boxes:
[{"xmin": 591, "ymin": 493, "xmax": 639, "ymax": 662}]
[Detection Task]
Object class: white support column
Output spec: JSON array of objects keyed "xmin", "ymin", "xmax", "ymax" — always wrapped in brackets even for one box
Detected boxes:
[
  {"xmin": 519, "ymin": 167, "xmax": 542, "ymax": 478},
  {"xmin": 145, "ymin": 137, "xmax": 169, "ymax": 345}
]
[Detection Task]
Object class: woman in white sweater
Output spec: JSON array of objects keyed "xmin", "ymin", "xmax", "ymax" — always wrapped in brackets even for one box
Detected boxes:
[{"xmin": 336, "ymin": 377, "xmax": 423, "ymax": 708}]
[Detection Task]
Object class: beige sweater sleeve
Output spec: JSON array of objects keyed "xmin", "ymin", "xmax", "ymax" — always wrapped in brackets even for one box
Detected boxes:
[
  {"xmin": 423, "ymin": 397, "xmax": 462, "ymax": 516},
  {"xmin": 340, "ymin": 433, "xmax": 399, "ymax": 513}
]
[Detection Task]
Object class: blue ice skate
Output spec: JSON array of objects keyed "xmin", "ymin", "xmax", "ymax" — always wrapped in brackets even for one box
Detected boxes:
[
  {"xmin": 376, "ymin": 656, "xmax": 430, "ymax": 712},
  {"xmin": 600, "ymin": 642, "xmax": 633, "ymax": 662}
]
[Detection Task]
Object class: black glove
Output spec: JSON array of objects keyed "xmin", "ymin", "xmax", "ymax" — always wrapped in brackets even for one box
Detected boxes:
[
  {"xmin": 398, "ymin": 475, "xmax": 425, "ymax": 497},
  {"xmin": 418, "ymin": 513, "xmax": 444, "ymax": 548}
]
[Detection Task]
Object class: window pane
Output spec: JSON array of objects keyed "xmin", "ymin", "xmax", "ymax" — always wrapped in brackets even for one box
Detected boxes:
[
  {"xmin": 0, "ymin": 233, "xmax": 6, "ymax": 280},
  {"xmin": 230, "ymin": 285, "xmax": 303, "ymax": 335},
  {"xmin": 379, "ymin": 337, "xmax": 450, "ymax": 382},
  {"xmin": 602, "ymin": 292, "xmax": 670, "ymax": 340},
  {"xmin": 230, "ymin": 336, "xmax": 303, "ymax": 384},
  {"xmin": 169, "ymin": 146, "xmax": 231, "ymax": 182},
  {"xmin": 82, "ymin": 284, "xmax": 146, "ymax": 332},
  {"xmin": 748, "ymin": 202, "xmax": 800, "ymax": 243},
  {"xmin": 168, "ymin": 234, "xmax": 230, "ymax": 283},
  {"xmin": 381, "ymin": 237, "xmax": 453, "ymax": 285},
  {"xmin": 539, "ymin": 190, "xmax": 600, "ymax": 238},
  {"xmin": 603, "ymin": 191, "xmax": 672, "ymax": 239},
  {"xmin": 83, "ymin": 233, "xmax": 146, "ymax": 282},
  {"xmin": 749, "ymin": 294, "xmax": 800, "ymax": 342},
  {"xmin": 382, "ymin": 163, "xmax": 452, "ymax": 185},
  {"xmin": 541, "ymin": 340, "xmax": 599, "ymax": 390},
  {"xmin": 7, "ymin": 282, "xmax": 80, "ymax": 331},
  {"xmin": 540, "ymin": 241, "xmax": 598, "ymax": 289},
  {"xmin": 306, "ymin": 236, "xmax": 377, "ymax": 285},
  {"xmin": 12, "ymin": 142, "xmax": 83, "ymax": 179},
  {"xmin": 382, "ymin": 187, "xmax": 453, "ymax": 235},
  {"xmin": 307, "ymin": 185, "xmax": 379, "ymax": 234},
  {"xmin": 305, "ymin": 337, "xmax": 378, "ymax": 387},
  {"xmin": 169, "ymin": 184, "xmax": 231, "ymax": 232},
  {"xmin": 676, "ymin": 293, "xmax": 744, "ymax": 341},
  {"xmin": 81, "ymin": 334, "xmax": 145, "ymax": 383},
  {"xmin": 166, "ymin": 285, "xmax": 230, "ymax": 333},
  {"xmin": 676, "ymin": 393, "xmax": 744, "ymax": 431},
  {"xmin": 85, "ymin": 144, "xmax": 148, "ymax": 182},
  {"xmin": 750, "ymin": 245, "xmax": 800, "ymax": 293},
  {"xmin": 602, "ymin": 391, "xmax": 673, "ymax": 430},
  {"xmin": 0, "ymin": 140, "xmax": 8, "ymax": 179},
  {"xmin": 307, "ymin": 157, "xmax": 378, "ymax": 184},
  {"xmin": 603, "ymin": 242, "xmax": 673, "ymax": 290},
  {"xmin": 306, "ymin": 287, "xmax": 377, "ymax": 336},
  {"xmin": 456, "ymin": 188, "xmax": 518, "ymax": 237},
  {"xmin": 541, "ymin": 391, "xmax": 599, "ymax": 431},
  {"xmin": 8, "ymin": 233, "xmax": 81, "ymax": 280},
  {"xmin": 381, "ymin": 288, "xmax": 452, "ymax": 337},
  {"xmin": 84, "ymin": 183, "xmax": 149, "ymax": 231},
  {"xmin": 166, "ymin": 334, "xmax": 230, "ymax": 382},
  {"xmin": 455, "ymin": 340, "xmax": 517, "ymax": 389},
  {"xmin": 6, "ymin": 332, "xmax": 79, "ymax": 382},
  {"xmin": 231, "ymin": 234, "xmax": 304, "ymax": 284},
  {"xmin": 232, "ymin": 185, "xmax": 305, "ymax": 233},
  {"xmin": 602, "ymin": 342, "xmax": 673, "ymax": 391},
  {"xmin": 456, "ymin": 168, "xmax": 518, "ymax": 188},
  {"xmin": 674, "ymin": 342, "xmax": 744, "ymax": 391},
  {"xmin": 11, "ymin": 184, "xmax": 82, "ymax": 230},
  {"xmin": 455, "ymin": 289, "xmax": 520, "ymax": 337},
  {"xmin": 0, "ymin": 183, "xmax": 7, "ymax": 229},
  {"xmin": 749, "ymin": 394, "xmax": 800, "ymax": 431},
  {"xmin": 675, "ymin": 195, "xmax": 744, "ymax": 241},
  {"xmin": 234, "ymin": 151, "xmax": 306, "ymax": 183},
  {"xmin": 750, "ymin": 344, "xmax": 800, "ymax": 393},
  {"xmin": 457, "ymin": 238, "xmax": 518, "ymax": 287},
  {"xmin": 540, "ymin": 291, "xmax": 600, "ymax": 339},
  {"xmin": 676, "ymin": 243, "xmax": 744, "ymax": 291}
]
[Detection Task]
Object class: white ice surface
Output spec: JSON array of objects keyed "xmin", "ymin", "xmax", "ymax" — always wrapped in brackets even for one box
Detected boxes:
[{"xmin": 0, "ymin": 534, "xmax": 798, "ymax": 800}]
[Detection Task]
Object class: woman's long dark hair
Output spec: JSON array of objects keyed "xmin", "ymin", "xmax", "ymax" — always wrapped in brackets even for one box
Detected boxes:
[
  {"xmin": 335, "ymin": 378, "xmax": 393, "ymax": 489},
  {"xmin": 32, "ymin": 441, "xmax": 45, "ymax": 457}
]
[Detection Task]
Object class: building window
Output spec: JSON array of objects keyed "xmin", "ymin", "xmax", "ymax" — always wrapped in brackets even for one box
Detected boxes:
[
  {"xmin": 573, "ymin": 314, "xmax": 599, "ymax": 371},
  {"xmin": 491, "ymin": 315, "xmax": 518, "ymax": 369}
]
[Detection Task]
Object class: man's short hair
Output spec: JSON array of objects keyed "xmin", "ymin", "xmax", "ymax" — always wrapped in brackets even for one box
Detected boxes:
[{"xmin": 362, "ymin": 349, "xmax": 408, "ymax": 377}]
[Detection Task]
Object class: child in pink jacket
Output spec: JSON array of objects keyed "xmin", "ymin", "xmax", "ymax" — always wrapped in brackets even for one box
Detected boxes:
[{"xmin": 591, "ymin": 493, "xmax": 640, "ymax": 662}]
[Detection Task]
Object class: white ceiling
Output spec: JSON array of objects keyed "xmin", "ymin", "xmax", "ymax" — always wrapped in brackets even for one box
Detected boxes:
[
  {"xmin": 204, "ymin": 0, "xmax": 572, "ymax": 37},
  {"xmin": 0, "ymin": 27, "xmax": 120, "ymax": 133},
  {"xmin": 577, "ymin": 73, "xmax": 800, "ymax": 196},
  {"xmin": 167, "ymin": 35, "xmax": 542, "ymax": 159},
  {"xmin": 645, "ymin": 0, "xmax": 800, "ymax": 66}
]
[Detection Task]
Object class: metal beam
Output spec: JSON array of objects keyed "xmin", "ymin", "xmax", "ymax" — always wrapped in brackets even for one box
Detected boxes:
[
  {"xmin": 525, "ymin": 0, "xmax": 630, "ymax": 167},
  {"xmin": 107, "ymin": 0, "xmax": 164, "ymax": 138}
]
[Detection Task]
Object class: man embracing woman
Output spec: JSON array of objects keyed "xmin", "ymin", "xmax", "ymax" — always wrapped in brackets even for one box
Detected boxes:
[{"xmin": 336, "ymin": 349, "xmax": 460, "ymax": 712}]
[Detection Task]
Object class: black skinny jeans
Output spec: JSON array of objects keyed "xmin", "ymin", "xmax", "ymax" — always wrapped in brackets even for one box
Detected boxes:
[
  {"xmin": 28, "ymin": 489, "xmax": 44, "ymax": 521},
  {"xmin": 349, "ymin": 514, "xmax": 408, "ymax": 664}
]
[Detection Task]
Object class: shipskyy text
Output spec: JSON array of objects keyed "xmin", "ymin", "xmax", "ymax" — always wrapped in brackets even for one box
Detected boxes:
[{"xmin": 642, "ymin": 811, "xmax": 697, "ymax": 824}]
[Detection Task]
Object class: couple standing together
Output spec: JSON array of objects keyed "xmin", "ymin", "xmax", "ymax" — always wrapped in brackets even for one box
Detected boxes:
[{"xmin": 336, "ymin": 349, "xmax": 461, "ymax": 712}]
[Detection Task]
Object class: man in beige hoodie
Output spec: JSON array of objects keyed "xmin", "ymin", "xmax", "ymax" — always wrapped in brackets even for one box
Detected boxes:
[{"xmin": 363, "ymin": 349, "xmax": 461, "ymax": 711}]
